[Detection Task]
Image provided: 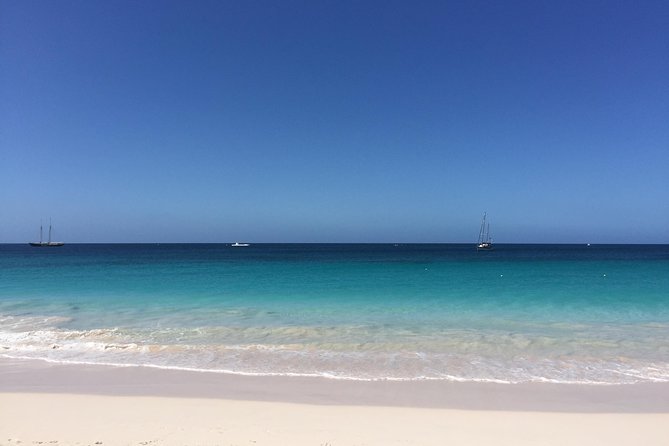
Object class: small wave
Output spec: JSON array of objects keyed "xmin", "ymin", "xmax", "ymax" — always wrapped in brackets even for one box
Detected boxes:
[
  {"xmin": 2, "ymin": 342, "xmax": 669, "ymax": 385},
  {"xmin": 2, "ymin": 314, "xmax": 669, "ymax": 385},
  {"xmin": 2, "ymin": 353, "xmax": 658, "ymax": 385}
]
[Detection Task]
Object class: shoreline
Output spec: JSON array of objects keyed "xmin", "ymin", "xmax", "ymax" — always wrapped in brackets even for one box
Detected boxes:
[
  {"xmin": 2, "ymin": 358, "xmax": 669, "ymax": 445},
  {"xmin": 2, "ymin": 357, "xmax": 669, "ymax": 413}
]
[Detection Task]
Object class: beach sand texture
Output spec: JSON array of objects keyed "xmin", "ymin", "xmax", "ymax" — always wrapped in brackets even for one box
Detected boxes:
[{"xmin": 3, "ymin": 392, "xmax": 669, "ymax": 446}]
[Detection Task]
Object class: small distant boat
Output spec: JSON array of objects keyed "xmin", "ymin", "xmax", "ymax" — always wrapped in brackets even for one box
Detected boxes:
[
  {"xmin": 231, "ymin": 242, "xmax": 250, "ymax": 247},
  {"xmin": 476, "ymin": 213, "xmax": 493, "ymax": 250},
  {"xmin": 29, "ymin": 220, "xmax": 64, "ymax": 247}
]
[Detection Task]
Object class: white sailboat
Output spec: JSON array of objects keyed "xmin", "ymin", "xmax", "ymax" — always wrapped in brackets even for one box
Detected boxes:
[
  {"xmin": 476, "ymin": 213, "xmax": 492, "ymax": 250},
  {"xmin": 29, "ymin": 220, "xmax": 64, "ymax": 247}
]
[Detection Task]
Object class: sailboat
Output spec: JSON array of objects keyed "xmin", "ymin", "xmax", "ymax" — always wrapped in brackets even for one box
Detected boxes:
[
  {"xmin": 476, "ymin": 213, "xmax": 493, "ymax": 250},
  {"xmin": 29, "ymin": 220, "xmax": 64, "ymax": 247}
]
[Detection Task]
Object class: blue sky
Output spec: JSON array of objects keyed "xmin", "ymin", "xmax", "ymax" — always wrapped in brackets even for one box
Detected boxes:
[{"xmin": 2, "ymin": 0, "xmax": 668, "ymax": 243}]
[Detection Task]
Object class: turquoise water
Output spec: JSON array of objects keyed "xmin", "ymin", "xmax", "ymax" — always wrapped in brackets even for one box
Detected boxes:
[{"xmin": 1, "ymin": 244, "xmax": 668, "ymax": 383}]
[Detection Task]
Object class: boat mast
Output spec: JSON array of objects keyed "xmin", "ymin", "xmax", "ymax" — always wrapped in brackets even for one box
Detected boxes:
[
  {"xmin": 40, "ymin": 221, "xmax": 43, "ymax": 244},
  {"xmin": 478, "ymin": 212, "xmax": 487, "ymax": 244},
  {"xmin": 48, "ymin": 219, "xmax": 52, "ymax": 244}
]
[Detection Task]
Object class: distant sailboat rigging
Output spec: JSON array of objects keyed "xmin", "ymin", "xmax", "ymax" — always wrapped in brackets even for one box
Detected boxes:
[
  {"xmin": 476, "ymin": 213, "xmax": 493, "ymax": 250},
  {"xmin": 29, "ymin": 220, "xmax": 64, "ymax": 247}
]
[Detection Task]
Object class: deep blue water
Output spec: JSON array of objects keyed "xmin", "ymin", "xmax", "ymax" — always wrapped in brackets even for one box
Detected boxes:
[{"xmin": 1, "ymin": 243, "xmax": 668, "ymax": 383}]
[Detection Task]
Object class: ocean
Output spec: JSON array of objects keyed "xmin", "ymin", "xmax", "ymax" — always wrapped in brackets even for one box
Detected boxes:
[{"xmin": 1, "ymin": 243, "xmax": 668, "ymax": 384}]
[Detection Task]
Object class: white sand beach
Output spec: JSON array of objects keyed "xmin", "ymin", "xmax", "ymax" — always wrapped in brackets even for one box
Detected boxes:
[
  {"xmin": 1, "ymin": 359, "xmax": 669, "ymax": 445},
  {"xmin": 3, "ymin": 392, "xmax": 669, "ymax": 446}
]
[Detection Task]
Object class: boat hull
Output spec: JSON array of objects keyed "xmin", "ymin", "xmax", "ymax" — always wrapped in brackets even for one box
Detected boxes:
[{"xmin": 29, "ymin": 242, "xmax": 65, "ymax": 247}]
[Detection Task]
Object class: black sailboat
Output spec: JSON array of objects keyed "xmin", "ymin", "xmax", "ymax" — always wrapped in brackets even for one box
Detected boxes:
[{"xmin": 29, "ymin": 220, "xmax": 64, "ymax": 247}]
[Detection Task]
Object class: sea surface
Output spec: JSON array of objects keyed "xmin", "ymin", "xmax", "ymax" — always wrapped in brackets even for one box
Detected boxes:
[{"xmin": 1, "ymin": 243, "xmax": 668, "ymax": 384}]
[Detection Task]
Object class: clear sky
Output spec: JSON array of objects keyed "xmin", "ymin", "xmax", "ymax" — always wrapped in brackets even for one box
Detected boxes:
[{"xmin": 2, "ymin": 0, "xmax": 668, "ymax": 243}]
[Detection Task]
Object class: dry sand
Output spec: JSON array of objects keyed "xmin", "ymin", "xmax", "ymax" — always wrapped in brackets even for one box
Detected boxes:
[{"xmin": 1, "ymin": 358, "xmax": 668, "ymax": 445}]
